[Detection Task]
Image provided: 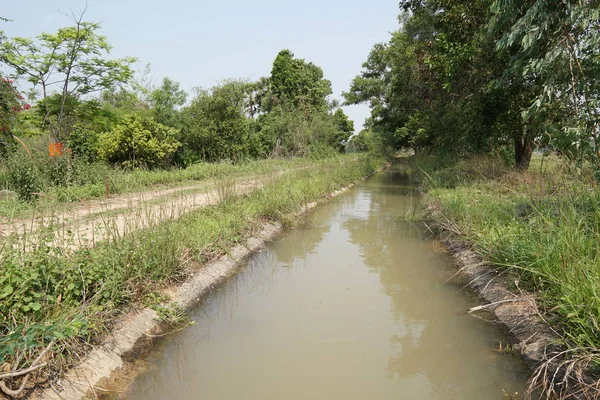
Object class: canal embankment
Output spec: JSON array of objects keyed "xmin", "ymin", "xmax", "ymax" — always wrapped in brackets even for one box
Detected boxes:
[{"xmin": 418, "ymin": 154, "xmax": 600, "ymax": 399}]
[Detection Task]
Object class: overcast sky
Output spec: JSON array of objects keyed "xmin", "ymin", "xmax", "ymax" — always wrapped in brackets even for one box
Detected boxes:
[{"xmin": 3, "ymin": 0, "xmax": 400, "ymax": 131}]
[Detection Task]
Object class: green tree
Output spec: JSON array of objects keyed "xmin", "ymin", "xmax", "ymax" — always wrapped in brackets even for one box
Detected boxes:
[
  {"xmin": 349, "ymin": 129, "xmax": 375, "ymax": 153},
  {"xmin": 1, "ymin": 13, "xmax": 135, "ymax": 141},
  {"xmin": 150, "ymin": 77, "xmax": 187, "ymax": 127},
  {"xmin": 333, "ymin": 108, "xmax": 354, "ymax": 135},
  {"xmin": 100, "ymin": 64, "xmax": 155, "ymax": 118},
  {"xmin": 331, "ymin": 108, "xmax": 354, "ymax": 150},
  {"xmin": 346, "ymin": 1, "xmax": 537, "ymax": 167},
  {"xmin": 488, "ymin": 0, "xmax": 600, "ymax": 163},
  {"xmin": 344, "ymin": 16, "xmax": 431, "ymax": 151},
  {"xmin": 268, "ymin": 49, "xmax": 332, "ymax": 112},
  {"xmin": 181, "ymin": 80, "xmax": 252, "ymax": 163}
]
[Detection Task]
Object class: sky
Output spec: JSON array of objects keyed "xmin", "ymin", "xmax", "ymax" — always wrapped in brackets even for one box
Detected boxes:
[{"xmin": 3, "ymin": 0, "xmax": 400, "ymax": 132}]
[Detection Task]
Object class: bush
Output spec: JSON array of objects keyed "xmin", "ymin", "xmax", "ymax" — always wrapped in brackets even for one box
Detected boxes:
[
  {"xmin": 4, "ymin": 150, "xmax": 43, "ymax": 201},
  {"xmin": 45, "ymin": 154, "xmax": 109, "ymax": 189},
  {"xmin": 98, "ymin": 114, "xmax": 180, "ymax": 169},
  {"xmin": 67, "ymin": 126, "xmax": 100, "ymax": 162},
  {"xmin": 308, "ymin": 142, "xmax": 338, "ymax": 159},
  {"xmin": 254, "ymin": 107, "xmax": 347, "ymax": 158},
  {"xmin": 348, "ymin": 131, "xmax": 373, "ymax": 153},
  {"xmin": 2, "ymin": 137, "xmax": 113, "ymax": 202}
]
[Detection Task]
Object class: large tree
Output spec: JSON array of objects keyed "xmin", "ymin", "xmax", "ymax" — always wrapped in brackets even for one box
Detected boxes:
[
  {"xmin": 488, "ymin": 0, "xmax": 600, "ymax": 163},
  {"xmin": 346, "ymin": 1, "xmax": 541, "ymax": 167},
  {"xmin": 268, "ymin": 49, "xmax": 332, "ymax": 112},
  {"xmin": 181, "ymin": 80, "xmax": 252, "ymax": 163}
]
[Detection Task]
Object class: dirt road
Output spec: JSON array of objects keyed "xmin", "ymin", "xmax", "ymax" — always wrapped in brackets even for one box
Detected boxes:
[{"xmin": 0, "ymin": 173, "xmax": 277, "ymax": 251}]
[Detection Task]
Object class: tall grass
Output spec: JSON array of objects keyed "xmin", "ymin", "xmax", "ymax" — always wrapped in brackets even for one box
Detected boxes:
[
  {"xmin": 419, "ymin": 154, "xmax": 600, "ymax": 390},
  {"xmin": 0, "ymin": 154, "xmax": 383, "ymax": 390}
]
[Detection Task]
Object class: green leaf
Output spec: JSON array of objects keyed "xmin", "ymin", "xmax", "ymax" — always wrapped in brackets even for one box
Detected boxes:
[{"xmin": 1, "ymin": 285, "xmax": 13, "ymax": 298}]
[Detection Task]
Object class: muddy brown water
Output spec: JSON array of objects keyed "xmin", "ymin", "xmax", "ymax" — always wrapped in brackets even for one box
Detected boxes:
[{"xmin": 118, "ymin": 163, "xmax": 529, "ymax": 400}]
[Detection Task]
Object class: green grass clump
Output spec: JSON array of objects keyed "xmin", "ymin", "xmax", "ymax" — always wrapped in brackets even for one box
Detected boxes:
[{"xmin": 0, "ymin": 154, "xmax": 383, "ymax": 378}]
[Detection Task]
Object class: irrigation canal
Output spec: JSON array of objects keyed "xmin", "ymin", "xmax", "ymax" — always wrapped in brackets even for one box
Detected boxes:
[{"xmin": 116, "ymin": 163, "xmax": 529, "ymax": 400}]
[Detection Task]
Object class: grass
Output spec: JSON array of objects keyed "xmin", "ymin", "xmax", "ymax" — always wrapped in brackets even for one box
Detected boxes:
[
  {"xmin": 0, "ymin": 154, "xmax": 384, "ymax": 395},
  {"xmin": 0, "ymin": 157, "xmax": 318, "ymax": 220},
  {"xmin": 415, "ymin": 153, "xmax": 600, "ymax": 397}
]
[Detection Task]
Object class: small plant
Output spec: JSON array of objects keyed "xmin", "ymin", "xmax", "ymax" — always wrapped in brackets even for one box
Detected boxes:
[
  {"xmin": 154, "ymin": 304, "xmax": 188, "ymax": 325},
  {"xmin": 213, "ymin": 175, "xmax": 238, "ymax": 204},
  {"xmin": 142, "ymin": 292, "xmax": 170, "ymax": 308}
]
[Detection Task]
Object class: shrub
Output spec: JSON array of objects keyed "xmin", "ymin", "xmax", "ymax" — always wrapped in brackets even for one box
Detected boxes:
[
  {"xmin": 67, "ymin": 126, "xmax": 100, "ymax": 162},
  {"xmin": 308, "ymin": 142, "xmax": 338, "ymax": 159},
  {"xmin": 97, "ymin": 114, "xmax": 180, "ymax": 169},
  {"xmin": 4, "ymin": 150, "xmax": 43, "ymax": 201}
]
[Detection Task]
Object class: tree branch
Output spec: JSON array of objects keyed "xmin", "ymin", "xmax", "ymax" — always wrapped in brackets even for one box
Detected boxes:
[{"xmin": 0, "ymin": 340, "xmax": 54, "ymax": 397}]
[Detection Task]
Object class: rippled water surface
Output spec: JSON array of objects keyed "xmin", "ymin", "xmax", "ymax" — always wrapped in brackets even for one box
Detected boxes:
[{"xmin": 122, "ymin": 164, "xmax": 528, "ymax": 399}]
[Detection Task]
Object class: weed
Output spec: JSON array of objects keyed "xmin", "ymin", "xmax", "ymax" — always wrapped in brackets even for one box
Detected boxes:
[
  {"xmin": 213, "ymin": 175, "xmax": 239, "ymax": 205},
  {"xmin": 153, "ymin": 304, "xmax": 188, "ymax": 325}
]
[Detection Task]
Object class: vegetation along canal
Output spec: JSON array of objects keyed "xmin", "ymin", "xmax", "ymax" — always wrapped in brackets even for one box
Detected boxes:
[{"xmin": 116, "ymin": 164, "xmax": 529, "ymax": 399}]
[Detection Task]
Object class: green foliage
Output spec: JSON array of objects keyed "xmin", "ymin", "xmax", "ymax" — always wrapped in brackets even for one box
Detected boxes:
[
  {"xmin": 489, "ymin": 0, "xmax": 600, "ymax": 163},
  {"xmin": 66, "ymin": 126, "xmax": 99, "ymax": 162},
  {"xmin": 0, "ymin": 76, "xmax": 26, "ymax": 133},
  {"xmin": 348, "ymin": 130, "xmax": 370, "ymax": 153},
  {"xmin": 35, "ymin": 94, "xmax": 117, "ymax": 141},
  {"xmin": 332, "ymin": 108, "xmax": 354, "ymax": 135},
  {"xmin": 0, "ymin": 19, "xmax": 135, "ymax": 140},
  {"xmin": 253, "ymin": 106, "xmax": 348, "ymax": 157},
  {"xmin": 308, "ymin": 142, "xmax": 339, "ymax": 160},
  {"xmin": 181, "ymin": 80, "xmax": 252, "ymax": 163},
  {"xmin": 268, "ymin": 49, "xmax": 333, "ymax": 112},
  {"xmin": 331, "ymin": 109, "xmax": 354, "ymax": 150},
  {"xmin": 1, "ymin": 143, "xmax": 113, "ymax": 201},
  {"xmin": 98, "ymin": 114, "xmax": 180, "ymax": 169},
  {"xmin": 347, "ymin": 0, "xmax": 594, "ymax": 169},
  {"xmin": 4, "ymin": 150, "xmax": 42, "ymax": 201},
  {"xmin": 344, "ymin": 19, "xmax": 433, "ymax": 151},
  {"xmin": 150, "ymin": 77, "xmax": 187, "ymax": 127},
  {"xmin": 0, "ymin": 319, "xmax": 87, "ymax": 367}
]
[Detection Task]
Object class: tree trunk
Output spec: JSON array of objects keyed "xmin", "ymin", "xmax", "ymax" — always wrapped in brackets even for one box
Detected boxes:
[
  {"xmin": 514, "ymin": 133, "xmax": 534, "ymax": 170},
  {"xmin": 40, "ymin": 77, "xmax": 51, "ymax": 130}
]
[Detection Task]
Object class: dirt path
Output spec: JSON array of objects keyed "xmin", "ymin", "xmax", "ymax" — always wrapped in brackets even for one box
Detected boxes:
[{"xmin": 0, "ymin": 173, "xmax": 275, "ymax": 251}]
